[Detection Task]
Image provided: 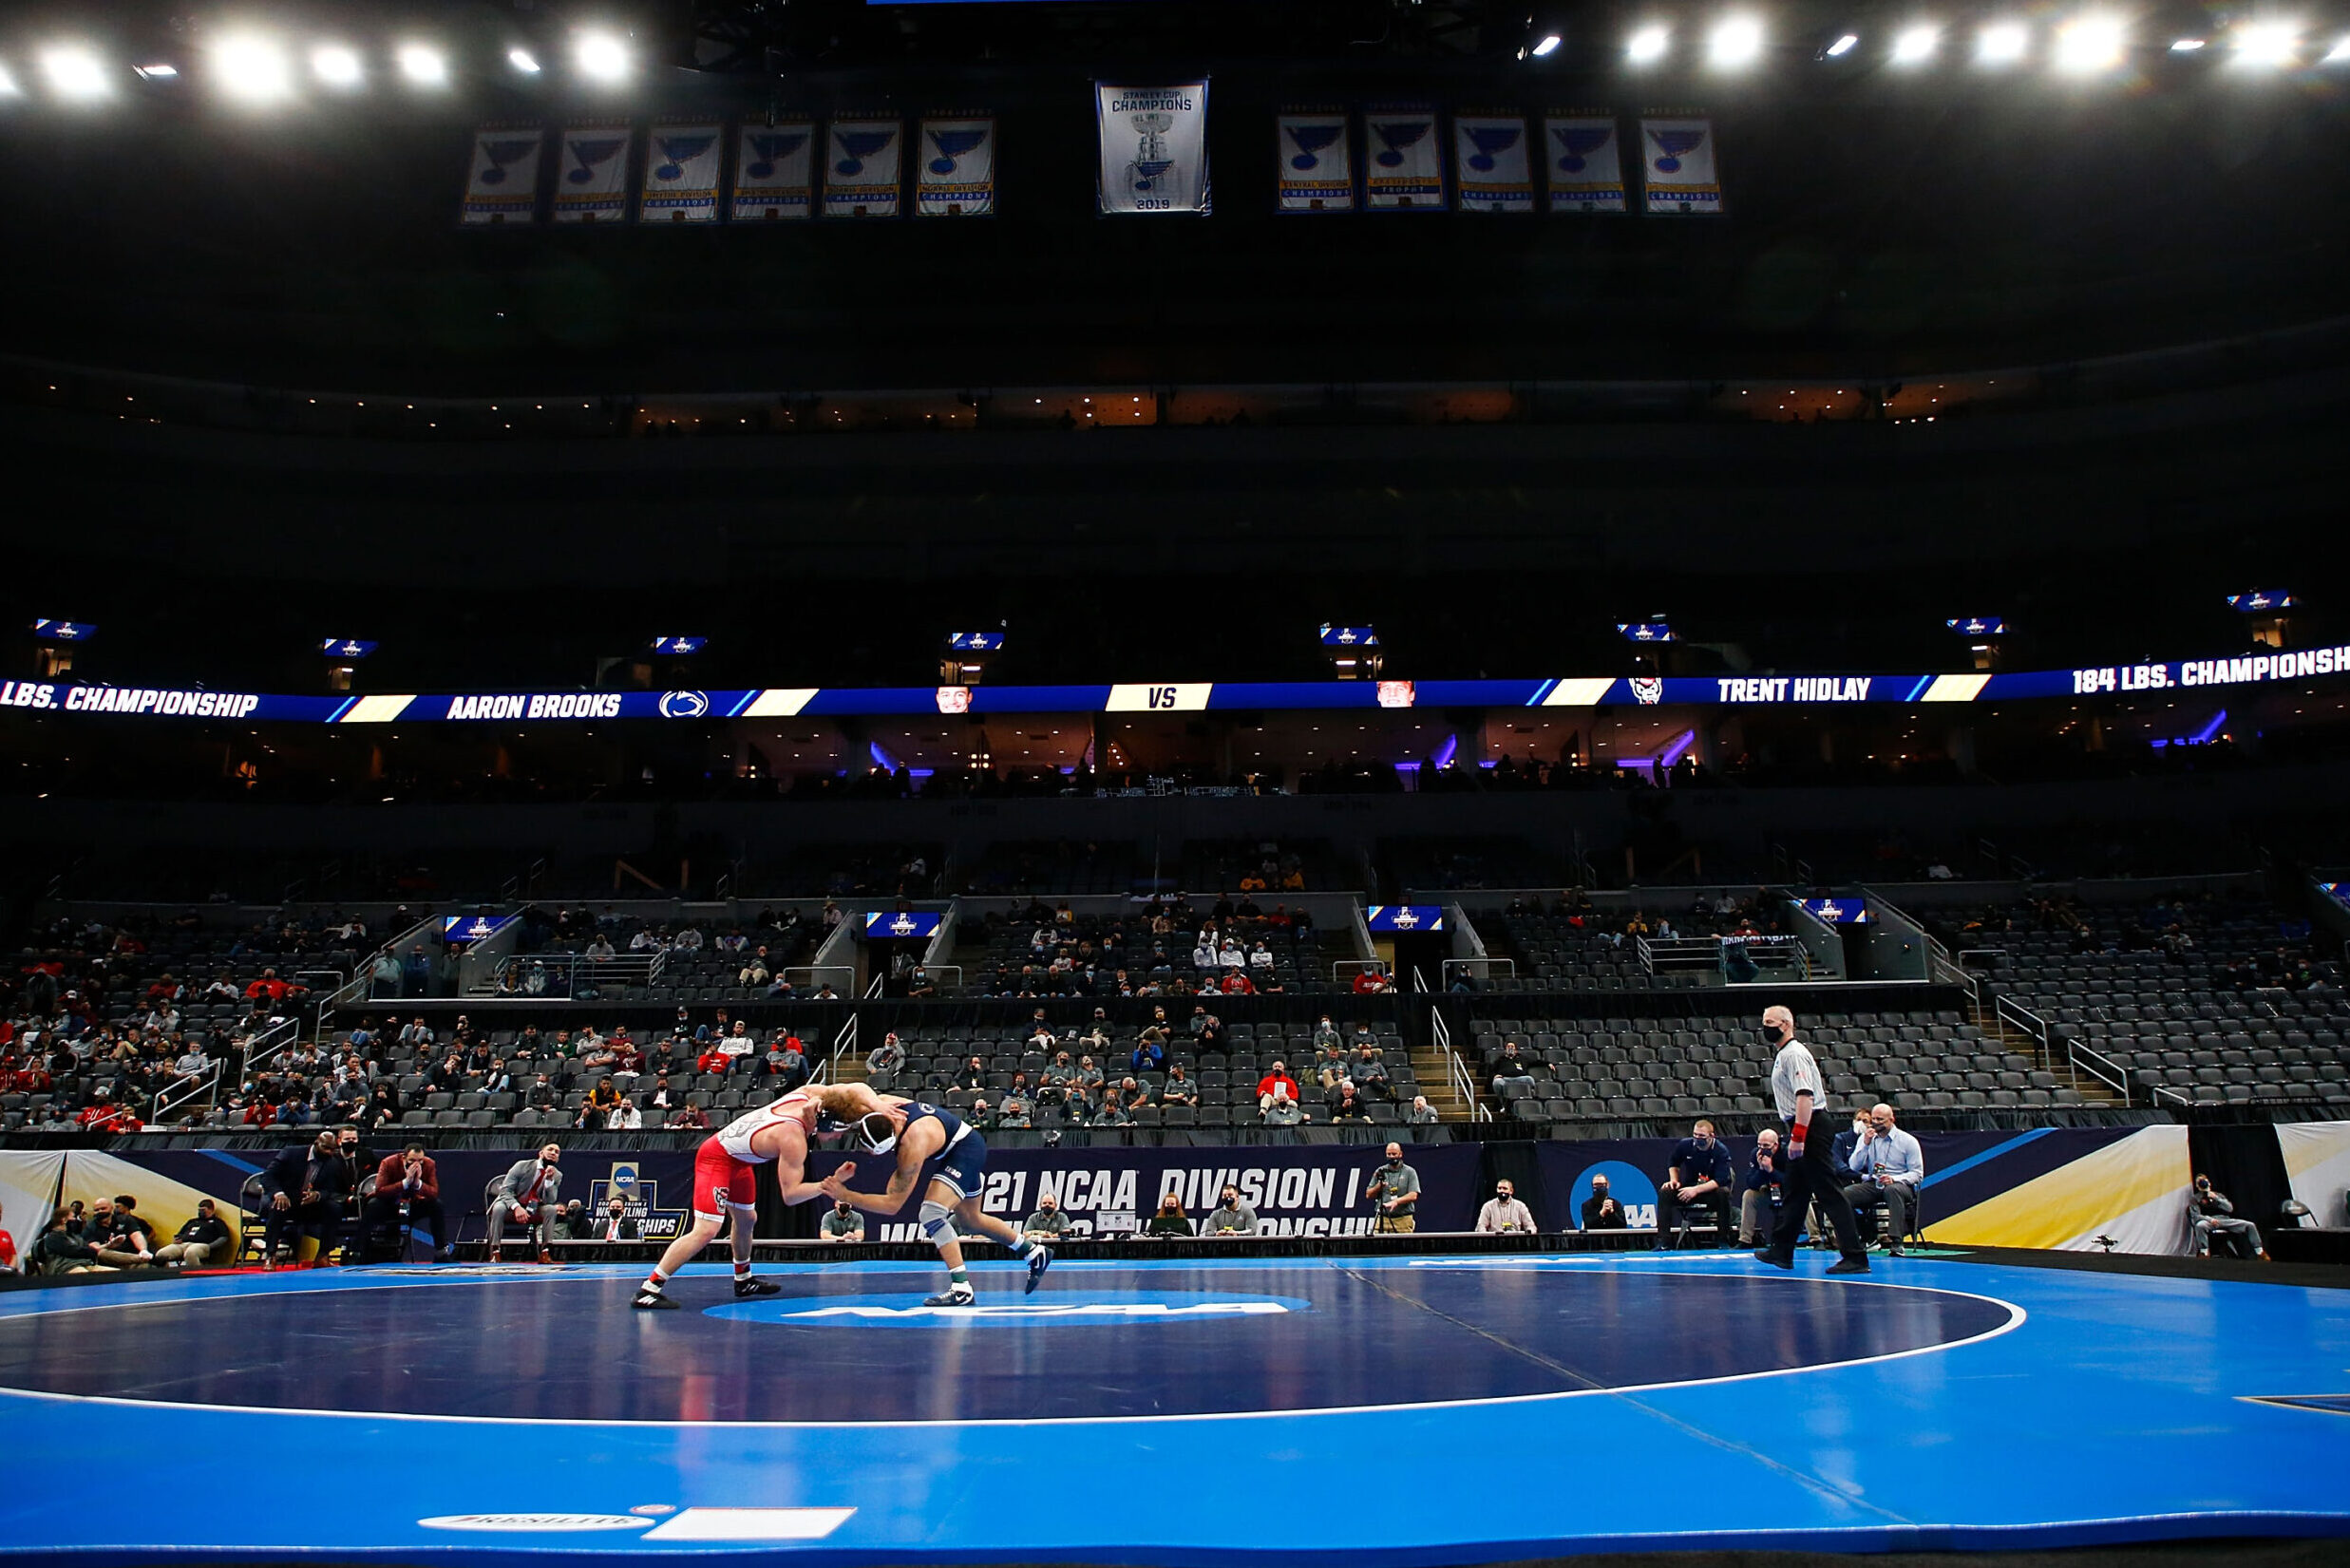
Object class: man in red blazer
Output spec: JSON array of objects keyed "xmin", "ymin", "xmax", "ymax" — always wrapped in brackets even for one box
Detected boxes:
[{"xmin": 366, "ymin": 1143, "xmax": 454, "ymax": 1260}]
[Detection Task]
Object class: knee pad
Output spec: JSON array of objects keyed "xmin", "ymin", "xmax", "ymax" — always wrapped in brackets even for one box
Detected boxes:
[{"xmin": 919, "ymin": 1200, "xmax": 954, "ymax": 1243}]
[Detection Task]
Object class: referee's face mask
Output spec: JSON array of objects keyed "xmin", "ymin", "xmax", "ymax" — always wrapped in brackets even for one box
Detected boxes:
[
  {"xmin": 1760, "ymin": 1018, "xmax": 1787, "ymax": 1045},
  {"xmin": 854, "ymin": 1111, "xmax": 901, "ymax": 1153}
]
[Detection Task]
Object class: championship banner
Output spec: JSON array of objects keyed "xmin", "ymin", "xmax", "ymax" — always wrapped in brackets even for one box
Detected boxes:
[
  {"xmin": 1639, "ymin": 116, "xmax": 1724, "ymax": 216},
  {"xmin": 916, "ymin": 116, "xmax": 995, "ymax": 217},
  {"xmin": 824, "ymin": 117, "xmax": 904, "ymax": 218},
  {"xmin": 807, "ymin": 1143, "xmax": 1482, "ymax": 1237},
  {"xmin": 459, "ymin": 125, "xmax": 543, "ymax": 226},
  {"xmin": 731, "ymin": 120, "xmax": 816, "ymax": 220},
  {"xmin": 637, "ymin": 123, "xmax": 725, "ymax": 224},
  {"xmin": 2278, "ymin": 1122, "xmax": 2350, "ymax": 1228},
  {"xmin": 1539, "ymin": 1127, "xmax": 2186, "ymax": 1251},
  {"xmin": 551, "ymin": 123, "xmax": 635, "ymax": 224},
  {"xmin": 1544, "ymin": 114, "xmax": 1626, "ymax": 213},
  {"xmin": 1363, "ymin": 106, "xmax": 1444, "ymax": 210},
  {"xmin": 1095, "ymin": 81, "xmax": 1211, "ymax": 215},
  {"xmin": 1276, "ymin": 109, "xmax": 1354, "ymax": 213},
  {"xmin": 1451, "ymin": 113, "xmax": 1534, "ymax": 214}
]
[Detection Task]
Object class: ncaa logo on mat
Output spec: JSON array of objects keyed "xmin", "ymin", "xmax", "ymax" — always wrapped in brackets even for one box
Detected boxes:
[{"xmin": 420, "ymin": 1515, "xmax": 654, "ymax": 1533}]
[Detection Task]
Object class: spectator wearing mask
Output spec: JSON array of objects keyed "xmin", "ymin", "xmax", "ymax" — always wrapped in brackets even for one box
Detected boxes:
[
  {"xmin": 1260, "ymin": 1083, "xmax": 1308, "ymax": 1128},
  {"xmin": 1844, "ymin": 1105, "xmax": 1926, "ymax": 1255},
  {"xmin": 1023, "ymin": 1196, "xmax": 1071, "ymax": 1242},
  {"xmin": 486, "ymin": 1144, "xmax": 564, "ymax": 1264},
  {"xmin": 33, "ymin": 1209, "xmax": 107, "ymax": 1274},
  {"xmin": 821, "ymin": 1199, "xmax": 865, "ymax": 1242},
  {"xmin": 866, "ymin": 1033, "xmax": 906, "ymax": 1090},
  {"xmin": 1204, "ymin": 1185, "xmax": 1260, "ymax": 1236},
  {"xmin": 1658, "ymin": 1121, "xmax": 1736, "ymax": 1248},
  {"xmin": 1739, "ymin": 1129, "xmax": 1787, "ymax": 1246},
  {"xmin": 1256, "ymin": 1062, "xmax": 1300, "ymax": 1112},
  {"xmin": 1581, "ymin": 1176, "xmax": 1628, "ymax": 1231},
  {"xmin": 1477, "ymin": 1180, "xmax": 1539, "ymax": 1234},
  {"xmin": 594, "ymin": 1198, "xmax": 641, "ymax": 1246},
  {"xmin": 153, "ymin": 1199, "xmax": 235, "ymax": 1268},
  {"xmin": 1489, "ymin": 1041, "xmax": 1539, "ymax": 1102},
  {"xmin": 1141, "ymin": 1193, "xmax": 1195, "ymax": 1238},
  {"xmin": 81, "ymin": 1196, "xmax": 156, "ymax": 1268}
]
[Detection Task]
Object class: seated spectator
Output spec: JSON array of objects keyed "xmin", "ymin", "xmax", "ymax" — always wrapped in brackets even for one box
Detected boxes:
[
  {"xmin": 607, "ymin": 1095, "xmax": 642, "ymax": 1131},
  {"xmin": 2189, "ymin": 1175, "xmax": 2269, "ymax": 1261},
  {"xmin": 1740, "ymin": 1129, "xmax": 1787, "ymax": 1245},
  {"xmin": 1349, "ymin": 1041, "xmax": 1389, "ymax": 1086},
  {"xmin": 821, "ymin": 1198, "xmax": 865, "ymax": 1241},
  {"xmin": 968, "ymin": 1098, "xmax": 995, "ymax": 1130},
  {"xmin": 1074, "ymin": 1055, "xmax": 1106, "ymax": 1092},
  {"xmin": 1477, "ymin": 1179, "xmax": 1539, "ymax": 1234},
  {"xmin": 668, "ymin": 1101, "xmax": 710, "ymax": 1130},
  {"xmin": 1196, "ymin": 1013, "xmax": 1230, "ymax": 1056},
  {"xmin": 906, "ymin": 967, "xmax": 938, "ymax": 998},
  {"xmin": 33, "ymin": 1209, "xmax": 107, "ymax": 1274},
  {"xmin": 367, "ymin": 1144, "xmax": 454, "ymax": 1260},
  {"xmin": 1115, "ymin": 1075, "xmax": 1147, "ymax": 1109},
  {"xmin": 1407, "ymin": 1095, "xmax": 1439, "ymax": 1127},
  {"xmin": 954, "ymin": 1055, "xmax": 987, "ymax": 1091},
  {"xmin": 997, "ymin": 1093, "xmax": 1033, "ymax": 1128},
  {"xmin": 261, "ymin": 1130, "xmax": 356, "ymax": 1269},
  {"xmin": 1327, "ymin": 1080, "xmax": 1372, "ymax": 1123},
  {"xmin": 696, "ymin": 1043, "xmax": 731, "ymax": 1076},
  {"xmin": 1159, "ymin": 1064, "xmax": 1199, "ymax": 1107},
  {"xmin": 1090, "ymin": 1090, "xmax": 1130, "ymax": 1128},
  {"xmin": 1256, "ymin": 1061, "xmax": 1300, "ymax": 1111},
  {"xmin": 1313, "ymin": 1015, "xmax": 1343, "ymax": 1053},
  {"xmin": 1581, "ymin": 1175, "xmax": 1628, "ymax": 1231},
  {"xmin": 1489, "ymin": 1041, "xmax": 1539, "ymax": 1100},
  {"xmin": 1204, "ymin": 1184, "xmax": 1259, "ymax": 1235},
  {"xmin": 154, "ymin": 1198, "xmax": 235, "ymax": 1267},
  {"xmin": 1023, "ymin": 1195, "xmax": 1071, "ymax": 1242},
  {"xmin": 1353, "ymin": 965, "xmax": 1391, "ymax": 994},
  {"xmin": 545, "ymin": 1200, "xmax": 592, "ymax": 1241},
  {"xmin": 486, "ymin": 1144, "xmax": 564, "ymax": 1264},
  {"xmin": 1658, "ymin": 1120, "xmax": 1735, "ymax": 1247},
  {"xmin": 865, "ymin": 1032, "xmax": 906, "ymax": 1089},
  {"xmin": 82, "ymin": 1195, "xmax": 156, "ymax": 1268},
  {"xmin": 1130, "ymin": 1036, "xmax": 1166, "ymax": 1074},
  {"xmin": 1844, "ymin": 1104, "xmax": 1925, "ymax": 1255},
  {"xmin": 1141, "ymin": 1193, "xmax": 1195, "ymax": 1238},
  {"xmin": 1261, "ymin": 1084, "xmax": 1309, "ymax": 1126},
  {"xmin": 588, "ymin": 1198, "xmax": 638, "ymax": 1246}
]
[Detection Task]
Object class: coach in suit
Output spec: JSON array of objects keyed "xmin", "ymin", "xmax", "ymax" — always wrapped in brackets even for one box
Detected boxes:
[
  {"xmin": 592, "ymin": 1197, "xmax": 641, "ymax": 1248},
  {"xmin": 486, "ymin": 1144, "xmax": 564, "ymax": 1264},
  {"xmin": 261, "ymin": 1129, "xmax": 356, "ymax": 1268},
  {"xmin": 366, "ymin": 1144, "xmax": 455, "ymax": 1260}
]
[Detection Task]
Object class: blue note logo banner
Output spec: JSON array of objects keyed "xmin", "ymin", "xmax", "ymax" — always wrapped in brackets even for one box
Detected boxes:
[
  {"xmin": 637, "ymin": 124, "xmax": 723, "ymax": 224},
  {"xmin": 1452, "ymin": 114, "xmax": 1534, "ymax": 213},
  {"xmin": 1639, "ymin": 118, "xmax": 1723, "ymax": 216},
  {"xmin": 918, "ymin": 117, "xmax": 995, "ymax": 217},
  {"xmin": 825, "ymin": 118, "xmax": 903, "ymax": 217},
  {"xmin": 553, "ymin": 125, "xmax": 633, "ymax": 224},
  {"xmin": 1366, "ymin": 108, "xmax": 1443, "ymax": 209},
  {"xmin": 1277, "ymin": 110, "xmax": 1354, "ymax": 213},
  {"xmin": 732, "ymin": 123, "xmax": 814, "ymax": 220}
]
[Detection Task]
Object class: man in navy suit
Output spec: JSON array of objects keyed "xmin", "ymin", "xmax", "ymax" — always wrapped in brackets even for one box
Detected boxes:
[{"xmin": 260, "ymin": 1129, "xmax": 355, "ymax": 1268}]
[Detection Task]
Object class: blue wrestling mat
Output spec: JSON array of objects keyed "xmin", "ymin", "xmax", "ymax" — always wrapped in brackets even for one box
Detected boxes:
[{"xmin": 0, "ymin": 1253, "xmax": 2343, "ymax": 1562}]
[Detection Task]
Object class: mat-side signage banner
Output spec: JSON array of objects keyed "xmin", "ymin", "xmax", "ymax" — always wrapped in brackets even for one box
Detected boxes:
[
  {"xmin": 805, "ymin": 1143, "xmax": 1482, "ymax": 1236},
  {"xmin": 1539, "ymin": 1127, "xmax": 2191, "ymax": 1254}
]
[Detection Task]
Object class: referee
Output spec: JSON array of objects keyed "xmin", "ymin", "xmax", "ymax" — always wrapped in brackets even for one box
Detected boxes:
[{"xmin": 1753, "ymin": 1005, "xmax": 1869, "ymax": 1275}]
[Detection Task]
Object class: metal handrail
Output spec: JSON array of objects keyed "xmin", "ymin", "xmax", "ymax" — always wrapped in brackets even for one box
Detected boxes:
[
  {"xmin": 1330, "ymin": 959, "xmax": 1392, "ymax": 989},
  {"xmin": 782, "ymin": 965, "xmax": 855, "ymax": 999},
  {"xmin": 152, "ymin": 1059, "xmax": 222, "ymax": 1124},
  {"xmin": 817, "ymin": 1012, "xmax": 860, "ymax": 1086},
  {"xmin": 1428, "ymin": 1007, "xmax": 1488, "ymax": 1123},
  {"xmin": 1441, "ymin": 957, "xmax": 1515, "ymax": 987},
  {"xmin": 2070, "ymin": 1038, "xmax": 2132, "ymax": 1101}
]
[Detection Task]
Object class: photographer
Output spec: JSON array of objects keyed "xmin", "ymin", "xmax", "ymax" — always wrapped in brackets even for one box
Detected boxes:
[
  {"xmin": 1366, "ymin": 1143, "xmax": 1420, "ymax": 1233},
  {"xmin": 2189, "ymin": 1174, "xmax": 2269, "ymax": 1261}
]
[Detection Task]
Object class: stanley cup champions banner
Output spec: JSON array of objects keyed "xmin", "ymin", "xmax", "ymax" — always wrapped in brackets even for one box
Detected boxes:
[
  {"xmin": 1096, "ymin": 81, "xmax": 1211, "ymax": 215},
  {"xmin": 1451, "ymin": 112, "xmax": 1534, "ymax": 213},
  {"xmin": 1639, "ymin": 116, "xmax": 1724, "ymax": 216},
  {"xmin": 460, "ymin": 125, "xmax": 544, "ymax": 225},
  {"xmin": 824, "ymin": 117, "xmax": 904, "ymax": 218},
  {"xmin": 551, "ymin": 123, "xmax": 634, "ymax": 224},
  {"xmin": 1276, "ymin": 109, "xmax": 1354, "ymax": 213},
  {"xmin": 1544, "ymin": 114, "xmax": 1626, "ymax": 213},
  {"xmin": 636, "ymin": 123, "xmax": 725, "ymax": 224},
  {"xmin": 1364, "ymin": 105, "xmax": 1444, "ymax": 210},
  {"xmin": 731, "ymin": 120, "xmax": 815, "ymax": 220},
  {"xmin": 916, "ymin": 116, "xmax": 996, "ymax": 217}
]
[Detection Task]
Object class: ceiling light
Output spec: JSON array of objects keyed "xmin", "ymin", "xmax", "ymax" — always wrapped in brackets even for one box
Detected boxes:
[
  {"xmin": 396, "ymin": 44, "xmax": 446, "ymax": 86},
  {"xmin": 1530, "ymin": 33, "xmax": 1563, "ymax": 56},
  {"xmin": 40, "ymin": 46, "xmax": 111, "ymax": 100},
  {"xmin": 312, "ymin": 45, "xmax": 362, "ymax": 86},
  {"xmin": 576, "ymin": 31, "xmax": 629, "ymax": 80},
  {"xmin": 1710, "ymin": 15, "xmax": 1765, "ymax": 65},
  {"xmin": 2170, "ymin": 36, "xmax": 2207, "ymax": 50},
  {"xmin": 1892, "ymin": 24, "xmax": 1940, "ymax": 63},
  {"xmin": 1627, "ymin": 25, "xmax": 1670, "ymax": 63},
  {"xmin": 1977, "ymin": 22, "xmax": 2029, "ymax": 63},
  {"xmin": 2231, "ymin": 22, "xmax": 2298, "ymax": 64},
  {"xmin": 213, "ymin": 34, "xmax": 292, "ymax": 102},
  {"xmin": 507, "ymin": 47, "xmax": 540, "ymax": 73},
  {"xmin": 134, "ymin": 63, "xmax": 178, "ymax": 80},
  {"xmin": 1825, "ymin": 33, "xmax": 1860, "ymax": 55},
  {"xmin": 0, "ymin": 63, "xmax": 17, "ymax": 96},
  {"xmin": 2055, "ymin": 15, "xmax": 2126, "ymax": 72}
]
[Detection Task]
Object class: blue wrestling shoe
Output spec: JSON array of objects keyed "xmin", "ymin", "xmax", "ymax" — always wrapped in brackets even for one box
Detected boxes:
[{"xmin": 1025, "ymin": 1244, "xmax": 1052, "ymax": 1294}]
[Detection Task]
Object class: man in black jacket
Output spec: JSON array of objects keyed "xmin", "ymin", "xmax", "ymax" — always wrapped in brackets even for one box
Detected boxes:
[
  {"xmin": 260, "ymin": 1129, "xmax": 355, "ymax": 1268},
  {"xmin": 1581, "ymin": 1175, "xmax": 1628, "ymax": 1231},
  {"xmin": 156, "ymin": 1199, "xmax": 236, "ymax": 1267}
]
